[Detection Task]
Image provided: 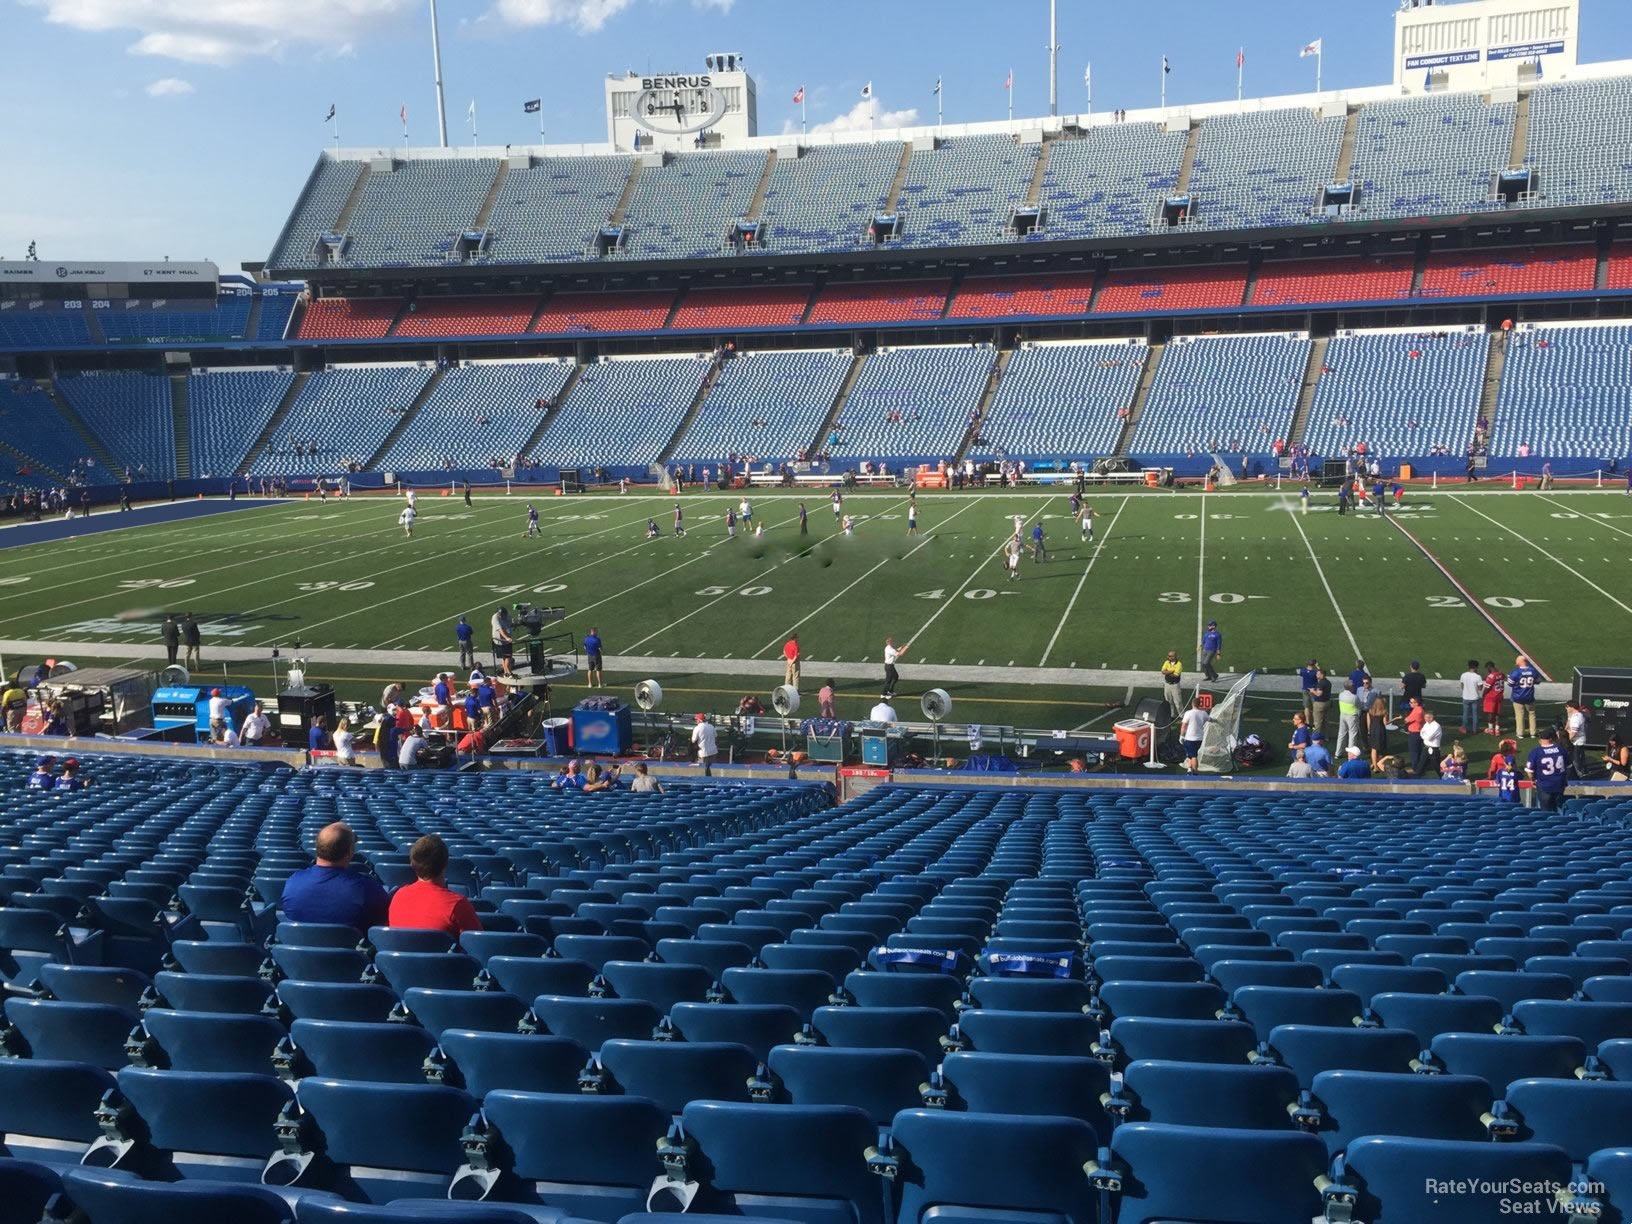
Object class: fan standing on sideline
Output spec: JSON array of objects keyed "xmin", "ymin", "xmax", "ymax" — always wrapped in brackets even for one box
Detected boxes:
[
  {"xmin": 783, "ymin": 635, "xmax": 801, "ymax": 689},
  {"xmin": 1509, "ymin": 655, "xmax": 1540, "ymax": 740},
  {"xmin": 882, "ymin": 638, "xmax": 908, "ymax": 699},
  {"xmin": 583, "ymin": 628, "xmax": 604, "ymax": 689},
  {"xmin": 691, "ymin": 713, "xmax": 718, "ymax": 773}
]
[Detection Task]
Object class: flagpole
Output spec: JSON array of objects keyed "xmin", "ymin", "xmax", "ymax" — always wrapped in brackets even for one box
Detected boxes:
[
  {"xmin": 539, "ymin": 100, "xmax": 546, "ymax": 144},
  {"xmin": 1048, "ymin": 0, "xmax": 1059, "ymax": 117},
  {"xmin": 1317, "ymin": 46, "xmax": 1323, "ymax": 93},
  {"xmin": 1160, "ymin": 58, "xmax": 1166, "ymax": 109},
  {"xmin": 429, "ymin": 0, "xmax": 449, "ymax": 148},
  {"xmin": 332, "ymin": 109, "xmax": 340, "ymax": 149},
  {"xmin": 801, "ymin": 90, "xmax": 806, "ymax": 136},
  {"xmin": 1008, "ymin": 68, "xmax": 1014, "ymax": 122},
  {"xmin": 1237, "ymin": 49, "xmax": 1244, "ymax": 101},
  {"xmin": 1085, "ymin": 63, "xmax": 1091, "ymax": 116}
]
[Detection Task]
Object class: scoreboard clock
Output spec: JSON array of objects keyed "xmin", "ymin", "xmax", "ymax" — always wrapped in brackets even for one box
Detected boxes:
[{"xmin": 631, "ymin": 75, "xmax": 730, "ymax": 135}]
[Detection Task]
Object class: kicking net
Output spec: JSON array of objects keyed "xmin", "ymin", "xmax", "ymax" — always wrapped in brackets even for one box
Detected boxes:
[{"xmin": 1198, "ymin": 669, "xmax": 1256, "ymax": 774}]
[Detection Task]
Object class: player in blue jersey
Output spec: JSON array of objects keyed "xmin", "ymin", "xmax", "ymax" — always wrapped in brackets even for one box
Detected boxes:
[{"xmin": 524, "ymin": 504, "xmax": 540, "ymax": 538}]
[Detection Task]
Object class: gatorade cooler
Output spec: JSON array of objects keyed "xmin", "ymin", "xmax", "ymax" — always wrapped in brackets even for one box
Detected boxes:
[
  {"xmin": 1114, "ymin": 719, "xmax": 1153, "ymax": 760},
  {"xmin": 1144, "ymin": 470, "xmax": 1160, "ymax": 488}
]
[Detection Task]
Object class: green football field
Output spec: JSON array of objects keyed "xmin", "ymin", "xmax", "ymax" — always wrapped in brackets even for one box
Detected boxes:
[{"xmin": 2, "ymin": 484, "xmax": 1630, "ymax": 739}]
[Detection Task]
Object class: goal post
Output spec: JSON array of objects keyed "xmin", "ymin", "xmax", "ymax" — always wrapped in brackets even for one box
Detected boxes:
[{"xmin": 1198, "ymin": 669, "xmax": 1256, "ymax": 774}]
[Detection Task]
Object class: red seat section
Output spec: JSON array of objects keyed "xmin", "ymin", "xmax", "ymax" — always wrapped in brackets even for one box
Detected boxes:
[
  {"xmin": 669, "ymin": 285, "xmax": 812, "ymax": 331},
  {"xmin": 1251, "ymin": 256, "xmax": 1415, "ymax": 308},
  {"xmin": 394, "ymin": 296, "xmax": 539, "ymax": 338},
  {"xmin": 533, "ymin": 290, "xmax": 675, "ymax": 335},
  {"xmin": 1605, "ymin": 244, "xmax": 1632, "ymax": 290},
  {"xmin": 1094, "ymin": 266, "xmax": 1247, "ymax": 314},
  {"xmin": 297, "ymin": 298, "xmax": 403, "ymax": 340},
  {"xmin": 1419, "ymin": 247, "xmax": 1596, "ymax": 298},
  {"xmin": 807, "ymin": 280, "xmax": 951, "ymax": 325},
  {"xmin": 948, "ymin": 273, "xmax": 1098, "ymax": 320}
]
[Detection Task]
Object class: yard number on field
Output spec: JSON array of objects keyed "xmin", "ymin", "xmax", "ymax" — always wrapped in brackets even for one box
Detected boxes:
[
  {"xmin": 1157, "ymin": 592, "xmax": 1265, "ymax": 604},
  {"xmin": 695, "ymin": 585, "xmax": 772, "ymax": 597},
  {"xmin": 1425, "ymin": 595, "xmax": 1541, "ymax": 610}
]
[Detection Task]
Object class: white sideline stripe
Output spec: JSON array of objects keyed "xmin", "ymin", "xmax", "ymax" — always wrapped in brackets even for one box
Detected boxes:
[
  {"xmin": 750, "ymin": 496, "xmax": 984, "ymax": 659},
  {"xmin": 1039, "ymin": 495, "xmax": 1129, "ymax": 667},
  {"xmin": 621, "ymin": 511, "xmax": 822, "ymax": 654},
  {"xmin": 1450, "ymin": 495, "xmax": 1632, "ymax": 620},
  {"xmin": 1285, "ymin": 500, "xmax": 1363, "ymax": 660}
]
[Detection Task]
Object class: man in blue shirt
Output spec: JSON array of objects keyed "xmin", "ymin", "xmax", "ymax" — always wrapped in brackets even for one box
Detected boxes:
[
  {"xmin": 462, "ymin": 690, "xmax": 481, "ymax": 730},
  {"xmin": 455, "ymin": 615, "xmax": 475, "ymax": 671},
  {"xmin": 1200, "ymin": 621, "xmax": 1223, "ymax": 683},
  {"xmin": 476, "ymin": 677, "xmax": 497, "ymax": 728},
  {"xmin": 1526, "ymin": 727, "xmax": 1568, "ymax": 811},
  {"xmin": 1337, "ymin": 746, "xmax": 1371, "ymax": 779},
  {"xmin": 308, "ymin": 717, "xmax": 332, "ymax": 752},
  {"xmin": 1509, "ymin": 654, "xmax": 1539, "ymax": 740},
  {"xmin": 1297, "ymin": 659, "xmax": 1319, "ymax": 724},
  {"xmin": 1031, "ymin": 522, "xmax": 1047, "ymax": 563},
  {"xmin": 280, "ymin": 822, "xmax": 389, "ymax": 932},
  {"xmin": 1348, "ymin": 661, "xmax": 1369, "ymax": 692},
  {"xmin": 1303, "ymin": 733, "xmax": 1333, "ymax": 776},
  {"xmin": 1372, "ymin": 479, "xmax": 1387, "ymax": 515},
  {"xmin": 582, "ymin": 628, "xmax": 604, "ymax": 689}
]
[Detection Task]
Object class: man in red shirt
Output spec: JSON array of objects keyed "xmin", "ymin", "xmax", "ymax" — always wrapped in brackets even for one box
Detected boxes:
[
  {"xmin": 388, "ymin": 835, "xmax": 482, "ymax": 937},
  {"xmin": 783, "ymin": 634, "xmax": 801, "ymax": 690}
]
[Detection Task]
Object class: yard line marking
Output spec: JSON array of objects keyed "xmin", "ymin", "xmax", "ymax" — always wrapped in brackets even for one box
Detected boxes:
[
  {"xmin": 1285, "ymin": 499, "xmax": 1363, "ymax": 660},
  {"xmin": 906, "ymin": 496, "xmax": 1046, "ymax": 649},
  {"xmin": 1384, "ymin": 511, "xmax": 1552, "ymax": 681},
  {"xmin": 1451, "ymin": 495, "xmax": 1632, "ymax": 622},
  {"xmin": 615, "ymin": 512, "xmax": 824, "ymax": 654},
  {"xmin": 366, "ymin": 504, "xmax": 705, "ymax": 648},
  {"xmin": 1538, "ymin": 494, "xmax": 1632, "ymax": 544},
  {"xmin": 1039, "ymin": 496, "xmax": 1129, "ymax": 667},
  {"xmin": 1195, "ymin": 491, "xmax": 1207, "ymax": 667},
  {"xmin": 750, "ymin": 496, "xmax": 982, "ymax": 659}
]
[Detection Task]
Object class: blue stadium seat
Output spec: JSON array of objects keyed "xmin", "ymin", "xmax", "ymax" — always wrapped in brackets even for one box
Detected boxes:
[
  {"xmin": 529, "ymin": 997, "xmax": 661, "ymax": 1050},
  {"xmin": 1333, "ymin": 1137, "xmax": 1576, "ymax": 1224},
  {"xmin": 6, "ymin": 999, "xmax": 137, "ymax": 1070},
  {"xmin": 285, "ymin": 1020, "xmax": 439, "ymax": 1085},
  {"xmin": 810, "ymin": 1005, "xmax": 949, "ymax": 1064},
  {"xmin": 892, "ymin": 1109, "xmax": 1099, "ymax": 1223},
  {"xmin": 1501, "ymin": 1079, "xmax": 1632, "ymax": 1162},
  {"xmin": 1108, "ymin": 1123, "xmax": 1327, "ymax": 1224},
  {"xmin": 1588, "ymin": 1148, "xmax": 1632, "ymax": 1224},
  {"xmin": 665, "ymin": 1002, "xmax": 801, "ymax": 1062},
  {"xmin": 1230, "ymin": 986, "xmax": 1364, "ymax": 1042},
  {"xmin": 263, "ymin": 1079, "xmax": 478, "ymax": 1202},
  {"xmin": 97, "ymin": 1067, "xmax": 293, "ymax": 1181},
  {"xmin": 1098, "ymin": 981, "xmax": 1226, "ymax": 1022},
  {"xmin": 170, "ymin": 941, "xmax": 265, "ymax": 978},
  {"xmin": 61, "ymin": 1166, "xmax": 296, "ymax": 1224},
  {"xmin": 1118, "ymin": 1059, "xmax": 1299, "ymax": 1129},
  {"xmin": 1264, "ymin": 1025, "xmax": 1420, "ymax": 1089},
  {"xmin": 276, "ymin": 982, "xmax": 398, "ymax": 1024},
  {"xmin": 430, "ymin": 1031, "xmax": 586, "ymax": 1097},
  {"xmin": 594, "ymin": 1040, "xmax": 758, "ymax": 1115},
  {"xmin": 271, "ymin": 946, "xmax": 369, "ymax": 984},
  {"xmin": 767, "ymin": 1045, "xmax": 929, "ymax": 1124},
  {"xmin": 469, "ymin": 1092, "xmax": 670, "ymax": 1220},
  {"xmin": 1369, "ymin": 992, "xmax": 1504, "ymax": 1045},
  {"xmin": 296, "ymin": 1200, "xmax": 579, "ymax": 1223},
  {"xmin": 400, "ymin": 988, "xmax": 527, "ymax": 1037},
  {"xmin": 677, "ymin": 1101, "xmax": 883, "ymax": 1223},
  {"xmin": 1310, "ymin": 1070, "xmax": 1492, "ymax": 1156},
  {"xmin": 963, "ymin": 977, "xmax": 1092, "ymax": 1013},
  {"xmin": 1106, "ymin": 1017, "xmax": 1257, "ymax": 1066},
  {"xmin": 138, "ymin": 1009, "xmax": 284, "ymax": 1074},
  {"xmin": 37, "ymin": 965, "xmax": 152, "ymax": 1011},
  {"xmin": 485, "ymin": 957, "xmax": 596, "ymax": 1000},
  {"xmin": 0, "ymin": 1059, "xmax": 118, "ymax": 1166},
  {"xmin": 598, "ymin": 962, "xmax": 713, "ymax": 1015},
  {"xmin": 1513, "ymin": 1000, "xmax": 1632, "ymax": 1048},
  {"xmin": 371, "ymin": 952, "xmax": 481, "ymax": 995},
  {"xmin": 954, "ymin": 1008, "xmax": 1096, "ymax": 1057},
  {"xmin": 0, "ymin": 1159, "xmax": 65, "ymax": 1224}
]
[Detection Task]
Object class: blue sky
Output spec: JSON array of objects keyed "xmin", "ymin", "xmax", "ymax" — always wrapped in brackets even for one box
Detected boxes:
[{"xmin": 3, "ymin": 0, "xmax": 1630, "ymax": 271}]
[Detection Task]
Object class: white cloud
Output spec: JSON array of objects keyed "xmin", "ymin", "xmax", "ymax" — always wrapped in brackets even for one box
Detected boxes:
[
  {"xmin": 144, "ymin": 76, "xmax": 194, "ymax": 97},
  {"xmin": 491, "ymin": 0, "xmax": 732, "ymax": 30},
  {"xmin": 25, "ymin": 0, "xmax": 735, "ymax": 63},
  {"xmin": 22, "ymin": 0, "xmax": 417, "ymax": 66},
  {"xmin": 790, "ymin": 96, "xmax": 919, "ymax": 137}
]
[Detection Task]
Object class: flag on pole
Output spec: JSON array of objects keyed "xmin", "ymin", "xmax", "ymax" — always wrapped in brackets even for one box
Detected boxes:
[
  {"xmin": 1533, "ymin": 56, "xmax": 1543, "ymax": 79},
  {"xmin": 791, "ymin": 85, "xmax": 804, "ymax": 104},
  {"xmin": 324, "ymin": 103, "xmax": 336, "ymax": 122},
  {"xmin": 933, "ymin": 77, "xmax": 941, "ymax": 96},
  {"xmin": 1162, "ymin": 56, "xmax": 1170, "ymax": 74},
  {"xmin": 523, "ymin": 98, "xmax": 542, "ymax": 114},
  {"xmin": 399, "ymin": 104, "xmax": 407, "ymax": 126},
  {"xmin": 467, "ymin": 99, "xmax": 476, "ymax": 119},
  {"xmin": 1236, "ymin": 48, "xmax": 1244, "ymax": 69},
  {"xmin": 1003, "ymin": 69, "xmax": 1012, "ymax": 89},
  {"xmin": 860, "ymin": 81, "xmax": 872, "ymax": 99},
  {"xmin": 1300, "ymin": 39, "xmax": 1322, "ymax": 58}
]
